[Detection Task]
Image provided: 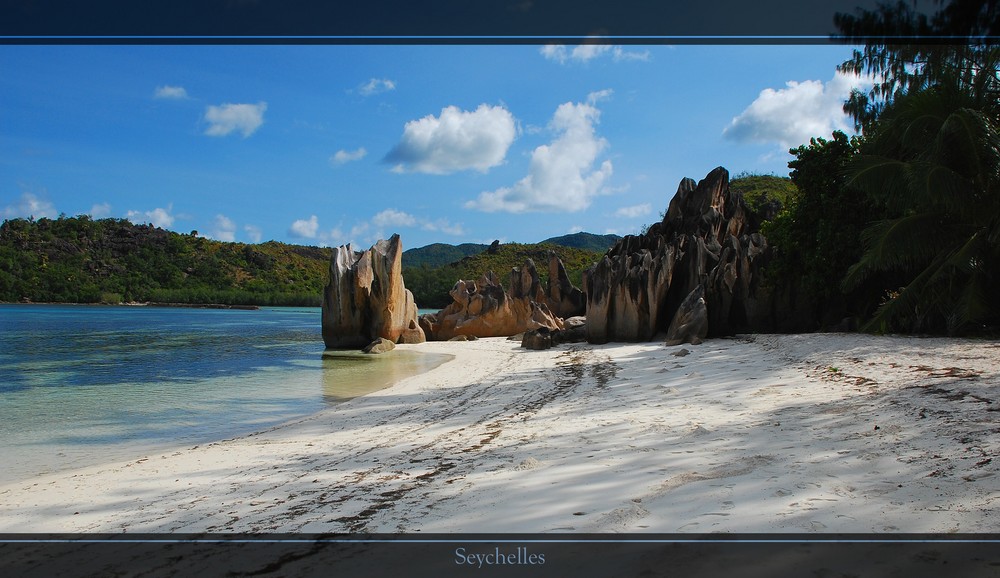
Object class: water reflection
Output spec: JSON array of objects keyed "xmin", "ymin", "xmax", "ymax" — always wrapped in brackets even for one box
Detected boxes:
[{"xmin": 321, "ymin": 349, "xmax": 453, "ymax": 402}]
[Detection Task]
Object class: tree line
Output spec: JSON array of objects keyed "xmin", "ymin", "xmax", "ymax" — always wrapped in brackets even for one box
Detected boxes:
[
  {"xmin": 762, "ymin": 0, "xmax": 998, "ymax": 335},
  {"xmin": 0, "ymin": 216, "xmax": 331, "ymax": 307}
]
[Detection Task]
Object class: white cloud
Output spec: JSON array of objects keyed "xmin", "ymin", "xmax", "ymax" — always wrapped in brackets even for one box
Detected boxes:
[
  {"xmin": 358, "ymin": 78, "xmax": 396, "ymax": 96},
  {"xmin": 385, "ymin": 104, "xmax": 517, "ymax": 174},
  {"xmin": 2, "ymin": 192, "xmax": 57, "ymax": 219},
  {"xmin": 541, "ymin": 43, "xmax": 649, "ymax": 64},
  {"xmin": 349, "ymin": 222, "xmax": 370, "ymax": 239},
  {"xmin": 465, "ymin": 99, "xmax": 613, "ymax": 213},
  {"xmin": 587, "ymin": 89, "xmax": 614, "ymax": 105},
  {"xmin": 612, "ymin": 46, "xmax": 651, "ymax": 62},
  {"xmin": 723, "ymin": 71, "xmax": 872, "ymax": 149},
  {"xmin": 126, "ymin": 205, "xmax": 174, "ymax": 228},
  {"xmin": 569, "ymin": 225, "xmax": 584, "ymax": 234},
  {"xmin": 89, "ymin": 202, "xmax": 112, "ymax": 218},
  {"xmin": 204, "ymin": 102, "xmax": 267, "ymax": 138},
  {"xmin": 244, "ymin": 224, "xmax": 262, "ymax": 243},
  {"xmin": 289, "ymin": 215, "xmax": 319, "ymax": 239},
  {"xmin": 331, "ymin": 147, "xmax": 368, "ymax": 165},
  {"xmin": 421, "ymin": 218, "xmax": 465, "ymax": 236},
  {"xmin": 368, "ymin": 209, "xmax": 466, "ymax": 236},
  {"xmin": 372, "ymin": 208, "xmax": 417, "ymax": 228},
  {"xmin": 154, "ymin": 85, "xmax": 188, "ymax": 100},
  {"xmin": 210, "ymin": 214, "xmax": 236, "ymax": 242},
  {"xmin": 615, "ymin": 203, "xmax": 652, "ymax": 219}
]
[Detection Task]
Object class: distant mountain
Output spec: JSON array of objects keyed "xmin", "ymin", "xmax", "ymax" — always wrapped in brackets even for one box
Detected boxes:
[
  {"xmin": 402, "ymin": 242, "xmax": 489, "ymax": 269},
  {"xmin": 403, "ymin": 232, "xmax": 620, "ymax": 269},
  {"xmin": 540, "ymin": 232, "xmax": 621, "ymax": 252}
]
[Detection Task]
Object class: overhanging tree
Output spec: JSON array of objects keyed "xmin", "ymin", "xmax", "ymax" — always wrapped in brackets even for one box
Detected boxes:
[{"xmin": 834, "ymin": 0, "xmax": 1000, "ymax": 334}]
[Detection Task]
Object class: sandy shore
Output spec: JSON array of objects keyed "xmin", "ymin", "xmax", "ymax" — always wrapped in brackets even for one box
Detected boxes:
[{"xmin": 1, "ymin": 333, "xmax": 997, "ymax": 534}]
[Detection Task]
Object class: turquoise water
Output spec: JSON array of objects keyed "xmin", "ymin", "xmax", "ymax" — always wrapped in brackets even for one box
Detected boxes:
[{"xmin": 0, "ymin": 304, "xmax": 449, "ymax": 484}]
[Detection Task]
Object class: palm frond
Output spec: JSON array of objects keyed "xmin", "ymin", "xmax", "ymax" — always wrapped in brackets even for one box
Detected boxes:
[
  {"xmin": 843, "ymin": 213, "xmax": 944, "ymax": 290},
  {"xmin": 846, "ymin": 156, "xmax": 916, "ymax": 210},
  {"xmin": 860, "ymin": 250, "xmax": 950, "ymax": 333},
  {"xmin": 951, "ymin": 270, "xmax": 992, "ymax": 333}
]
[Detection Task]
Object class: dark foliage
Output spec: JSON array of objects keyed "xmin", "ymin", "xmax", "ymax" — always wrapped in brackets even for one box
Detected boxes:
[{"xmin": 760, "ymin": 132, "xmax": 893, "ymax": 330}]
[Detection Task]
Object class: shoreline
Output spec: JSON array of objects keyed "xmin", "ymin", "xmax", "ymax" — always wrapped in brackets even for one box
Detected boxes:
[
  {"xmin": 0, "ymin": 346, "xmax": 453, "ymax": 488},
  {"xmin": 0, "ymin": 333, "xmax": 997, "ymax": 533}
]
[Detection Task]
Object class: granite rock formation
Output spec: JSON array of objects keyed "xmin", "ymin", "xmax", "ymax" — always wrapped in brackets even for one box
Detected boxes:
[
  {"xmin": 584, "ymin": 167, "xmax": 769, "ymax": 343},
  {"xmin": 545, "ymin": 251, "xmax": 586, "ymax": 318},
  {"xmin": 420, "ymin": 260, "xmax": 564, "ymax": 341},
  {"xmin": 322, "ymin": 234, "xmax": 425, "ymax": 349},
  {"xmin": 664, "ymin": 285, "xmax": 708, "ymax": 346},
  {"xmin": 521, "ymin": 327, "xmax": 554, "ymax": 350}
]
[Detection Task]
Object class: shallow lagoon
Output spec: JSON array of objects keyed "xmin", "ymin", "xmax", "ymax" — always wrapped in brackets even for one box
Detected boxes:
[{"xmin": 0, "ymin": 304, "xmax": 449, "ymax": 484}]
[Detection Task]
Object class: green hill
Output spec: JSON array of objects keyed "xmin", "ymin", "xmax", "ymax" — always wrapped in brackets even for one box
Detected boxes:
[
  {"xmin": 0, "ymin": 215, "xmax": 612, "ymax": 309},
  {"xmin": 539, "ymin": 232, "xmax": 621, "ymax": 252},
  {"xmin": 0, "ymin": 216, "xmax": 332, "ymax": 306},
  {"xmin": 401, "ymin": 242, "xmax": 488, "ymax": 268}
]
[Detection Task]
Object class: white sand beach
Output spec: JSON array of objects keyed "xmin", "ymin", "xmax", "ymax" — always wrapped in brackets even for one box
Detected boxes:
[{"xmin": 1, "ymin": 334, "xmax": 997, "ymax": 534}]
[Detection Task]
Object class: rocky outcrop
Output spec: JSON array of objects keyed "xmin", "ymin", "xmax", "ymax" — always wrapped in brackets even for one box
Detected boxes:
[
  {"xmin": 664, "ymin": 285, "xmax": 708, "ymax": 346},
  {"xmin": 420, "ymin": 260, "xmax": 564, "ymax": 341},
  {"xmin": 322, "ymin": 234, "xmax": 425, "ymax": 349},
  {"xmin": 362, "ymin": 337, "xmax": 396, "ymax": 354},
  {"xmin": 521, "ymin": 327, "xmax": 555, "ymax": 350},
  {"xmin": 584, "ymin": 167, "xmax": 770, "ymax": 343},
  {"xmin": 545, "ymin": 251, "xmax": 586, "ymax": 318}
]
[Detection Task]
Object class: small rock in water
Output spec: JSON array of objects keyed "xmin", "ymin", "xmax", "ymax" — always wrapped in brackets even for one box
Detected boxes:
[
  {"xmin": 362, "ymin": 337, "xmax": 395, "ymax": 354},
  {"xmin": 672, "ymin": 348, "xmax": 691, "ymax": 357}
]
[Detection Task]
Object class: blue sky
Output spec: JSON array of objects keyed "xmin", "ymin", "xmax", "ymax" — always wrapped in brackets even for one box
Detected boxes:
[{"xmin": 1, "ymin": 43, "xmax": 870, "ymax": 249}]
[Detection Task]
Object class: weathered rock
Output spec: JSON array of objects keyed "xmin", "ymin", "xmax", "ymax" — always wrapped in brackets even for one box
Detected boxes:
[
  {"xmin": 583, "ymin": 167, "xmax": 769, "ymax": 343},
  {"xmin": 521, "ymin": 327, "xmax": 554, "ymax": 350},
  {"xmin": 422, "ymin": 261, "xmax": 564, "ymax": 341},
  {"xmin": 362, "ymin": 337, "xmax": 395, "ymax": 354},
  {"xmin": 545, "ymin": 251, "xmax": 586, "ymax": 318},
  {"xmin": 448, "ymin": 334, "xmax": 478, "ymax": 341},
  {"xmin": 665, "ymin": 285, "xmax": 708, "ymax": 346},
  {"xmin": 322, "ymin": 234, "xmax": 426, "ymax": 349}
]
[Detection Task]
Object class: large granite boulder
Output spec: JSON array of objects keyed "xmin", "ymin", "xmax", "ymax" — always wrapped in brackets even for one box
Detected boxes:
[
  {"xmin": 322, "ymin": 234, "xmax": 425, "ymax": 349},
  {"xmin": 420, "ymin": 260, "xmax": 564, "ymax": 341},
  {"xmin": 584, "ymin": 167, "xmax": 770, "ymax": 343}
]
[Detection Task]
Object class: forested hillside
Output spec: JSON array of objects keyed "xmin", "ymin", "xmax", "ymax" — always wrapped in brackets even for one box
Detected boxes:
[
  {"xmin": 0, "ymin": 216, "xmax": 332, "ymax": 306},
  {"xmin": 401, "ymin": 242, "xmax": 488, "ymax": 268},
  {"xmin": 538, "ymin": 232, "xmax": 621, "ymax": 252},
  {"xmin": 0, "ymin": 216, "xmax": 607, "ymax": 310}
]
